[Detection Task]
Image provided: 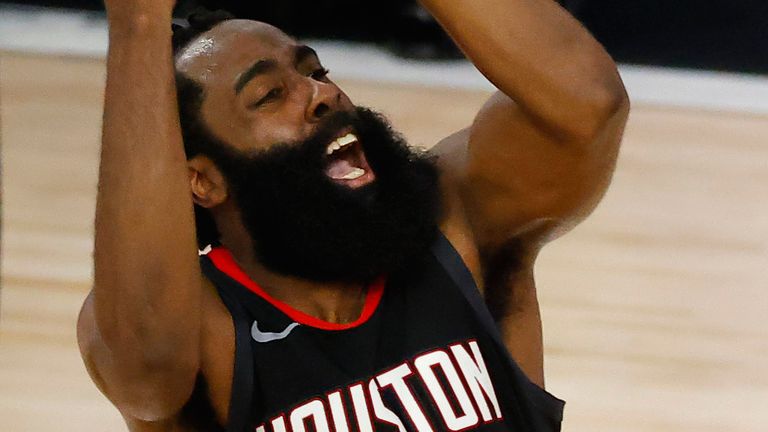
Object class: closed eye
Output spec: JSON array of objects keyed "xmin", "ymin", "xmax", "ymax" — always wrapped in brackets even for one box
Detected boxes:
[
  {"xmin": 249, "ymin": 87, "xmax": 283, "ymax": 109},
  {"xmin": 310, "ymin": 68, "xmax": 330, "ymax": 81}
]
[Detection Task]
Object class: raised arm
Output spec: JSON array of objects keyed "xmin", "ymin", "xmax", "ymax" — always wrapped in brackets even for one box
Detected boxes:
[
  {"xmin": 424, "ymin": 0, "xmax": 629, "ymax": 385},
  {"xmin": 427, "ymin": 0, "xmax": 628, "ymax": 249},
  {"xmin": 77, "ymin": 1, "xmax": 202, "ymax": 421}
]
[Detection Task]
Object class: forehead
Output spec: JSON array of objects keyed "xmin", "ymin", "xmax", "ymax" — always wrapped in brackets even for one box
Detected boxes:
[{"xmin": 175, "ymin": 19, "xmax": 298, "ymax": 85}]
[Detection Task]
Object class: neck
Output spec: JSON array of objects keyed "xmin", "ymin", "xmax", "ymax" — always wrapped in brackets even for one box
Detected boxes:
[{"xmin": 217, "ymin": 225, "xmax": 368, "ymax": 325}]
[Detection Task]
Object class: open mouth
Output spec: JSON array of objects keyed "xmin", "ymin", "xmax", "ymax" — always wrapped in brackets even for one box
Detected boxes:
[{"xmin": 323, "ymin": 131, "xmax": 376, "ymax": 188}]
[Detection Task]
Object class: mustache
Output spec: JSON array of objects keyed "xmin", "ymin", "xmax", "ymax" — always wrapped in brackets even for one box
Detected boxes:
[{"xmin": 251, "ymin": 109, "xmax": 361, "ymax": 163}]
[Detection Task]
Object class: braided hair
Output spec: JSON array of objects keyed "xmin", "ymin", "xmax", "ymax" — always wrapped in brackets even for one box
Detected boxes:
[{"xmin": 172, "ymin": 9, "xmax": 235, "ymax": 249}]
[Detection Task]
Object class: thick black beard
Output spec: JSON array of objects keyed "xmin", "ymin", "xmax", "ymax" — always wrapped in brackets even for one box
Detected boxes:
[{"xmin": 209, "ymin": 107, "xmax": 442, "ymax": 283}]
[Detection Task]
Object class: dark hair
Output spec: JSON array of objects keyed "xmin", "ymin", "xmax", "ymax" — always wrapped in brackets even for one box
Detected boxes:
[
  {"xmin": 172, "ymin": 9, "xmax": 235, "ymax": 248},
  {"xmin": 171, "ymin": 8, "xmax": 235, "ymax": 57}
]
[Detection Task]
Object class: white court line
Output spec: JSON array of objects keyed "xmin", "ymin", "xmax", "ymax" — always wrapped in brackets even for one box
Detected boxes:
[{"xmin": 1, "ymin": 4, "xmax": 767, "ymax": 115}]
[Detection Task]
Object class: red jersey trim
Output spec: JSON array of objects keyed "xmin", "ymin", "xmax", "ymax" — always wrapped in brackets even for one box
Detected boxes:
[{"xmin": 206, "ymin": 246, "xmax": 385, "ymax": 331}]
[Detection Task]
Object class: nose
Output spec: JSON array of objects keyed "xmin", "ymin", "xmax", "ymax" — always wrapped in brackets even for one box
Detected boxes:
[{"xmin": 305, "ymin": 80, "xmax": 341, "ymax": 123}]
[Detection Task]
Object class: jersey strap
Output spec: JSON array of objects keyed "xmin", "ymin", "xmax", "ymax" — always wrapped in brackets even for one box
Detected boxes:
[
  {"xmin": 200, "ymin": 258, "xmax": 258, "ymax": 432},
  {"xmin": 430, "ymin": 232, "xmax": 566, "ymax": 431}
]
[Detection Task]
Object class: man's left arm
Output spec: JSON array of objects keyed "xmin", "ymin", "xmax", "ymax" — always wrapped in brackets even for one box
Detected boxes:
[{"xmin": 422, "ymin": 0, "xmax": 629, "ymax": 386}]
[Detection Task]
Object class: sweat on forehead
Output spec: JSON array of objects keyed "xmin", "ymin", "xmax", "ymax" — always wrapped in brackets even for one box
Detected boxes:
[{"xmin": 175, "ymin": 19, "xmax": 296, "ymax": 79}]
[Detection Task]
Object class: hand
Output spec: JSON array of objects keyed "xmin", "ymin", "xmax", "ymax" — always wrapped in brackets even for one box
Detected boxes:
[{"xmin": 103, "ymin": 0, "xmax": 176, "ymax": 23}]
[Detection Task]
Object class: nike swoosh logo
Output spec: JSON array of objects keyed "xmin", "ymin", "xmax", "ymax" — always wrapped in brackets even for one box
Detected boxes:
[{"xmin": 251, "ymin": 320, "xmax": 300, "ymax": 343}]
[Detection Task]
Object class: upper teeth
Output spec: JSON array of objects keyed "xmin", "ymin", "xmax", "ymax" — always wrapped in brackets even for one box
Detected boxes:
[{"xmin": 326, "ymin": 133, "xmax": 358, "ymax": 155}]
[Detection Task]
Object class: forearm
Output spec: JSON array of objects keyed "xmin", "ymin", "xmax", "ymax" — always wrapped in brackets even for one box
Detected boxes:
[
  {"xmin": 420, "ymin": 0, "xmax": 627, "ymax": 140},
  {"xmin": 94, "ymin": 13, "xmax": 200, "ymax": 359}
]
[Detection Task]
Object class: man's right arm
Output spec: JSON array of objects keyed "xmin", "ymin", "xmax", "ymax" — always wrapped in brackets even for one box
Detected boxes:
[{"xmin": 77, "ymin": 1, "xmax": 202, "ymax": 422}]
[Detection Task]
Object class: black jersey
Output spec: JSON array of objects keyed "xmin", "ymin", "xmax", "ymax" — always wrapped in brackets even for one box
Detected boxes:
[{"xmin": 199, "ymin": 233, "xmax": 564, "ymax": 432}]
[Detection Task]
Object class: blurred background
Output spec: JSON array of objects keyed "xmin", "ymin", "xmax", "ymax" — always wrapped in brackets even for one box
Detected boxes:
[
  {"xmin": 6, "ymin": 0, "xmax": 768, "ymax": 70},
  {"xmin": 1, "ymin": 1, "xmax": 766, "ymax": 431}
]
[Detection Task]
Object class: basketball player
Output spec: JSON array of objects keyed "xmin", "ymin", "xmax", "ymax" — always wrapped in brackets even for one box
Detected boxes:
[{"xmin": 77, "ymin": 0, "xmax": 629, "ymax": 431}]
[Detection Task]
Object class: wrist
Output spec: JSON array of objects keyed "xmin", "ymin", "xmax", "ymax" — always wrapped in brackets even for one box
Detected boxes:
[
  {"xmin": 107, "ymin": 6, "xmax": 173, "ymax": 35},
  {"xmin": 108, "ymin": 11, "xmax": 172, "ymax": 40}
]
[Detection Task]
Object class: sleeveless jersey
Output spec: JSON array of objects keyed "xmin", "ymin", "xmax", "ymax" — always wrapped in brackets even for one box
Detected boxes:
[{"xmin": 199, "ymin": 233, "xmax": 565, "ymax": 432}]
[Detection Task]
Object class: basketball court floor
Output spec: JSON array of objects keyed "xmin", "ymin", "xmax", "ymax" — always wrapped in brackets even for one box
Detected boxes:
[{"xmin": 1, "ymin": 7, "xmax": 767, "ymax": 432}]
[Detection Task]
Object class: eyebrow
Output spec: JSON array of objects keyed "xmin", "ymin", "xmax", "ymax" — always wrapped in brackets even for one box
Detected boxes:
[
  {"xmin": 294, "ymin": 44, "xmax": 319, "ymax": 66},
  {"xmin": 233, "ymin": 45, "xmax": 321, "ymax": 95},
  {"xmin": 234, "ymin": 59, "xmax": 278, "ymax": 94}
]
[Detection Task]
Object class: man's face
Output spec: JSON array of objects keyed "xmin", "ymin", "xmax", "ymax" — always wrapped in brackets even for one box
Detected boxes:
[
  {"xmin": 177, "ymin": 20, "xmax": 373, "ymax": 187},
  {"xmin": 177, "ymin": 20, "xmax": 441, "ymax": 282}
]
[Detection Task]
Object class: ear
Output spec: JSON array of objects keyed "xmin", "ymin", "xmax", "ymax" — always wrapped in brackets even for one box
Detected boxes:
[{"xmin": 188, "ymin": 155, "xmax": 229, "ymax": 208}]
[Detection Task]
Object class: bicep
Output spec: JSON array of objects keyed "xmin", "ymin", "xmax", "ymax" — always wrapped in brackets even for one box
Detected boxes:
[{"xmin": 456, "ymin": 91, "xmax": 626, "ymax": 251}]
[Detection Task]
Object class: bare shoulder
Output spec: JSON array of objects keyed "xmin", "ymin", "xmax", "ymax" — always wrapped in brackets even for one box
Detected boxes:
[
  {"xmin": 430, "ymin": 128, "xmax": 547, "ymax": 387},
  {"xmin": 431, "ymin": 128, "xmax": 486, "ymax": 293},
  {"xmin": 431, "ymin": 127, "xmax": 471, "ymax": 172},
  {"xmin": 431, "ymin": 126, "xmax": 540, "ymax": 283},
  {"xmin": 77, "ymin": 294, "xmax": 186, "ymax": 431},
  {"xmin": 76, "ymin": 275, "xmax": 235, "ymax": 431}
]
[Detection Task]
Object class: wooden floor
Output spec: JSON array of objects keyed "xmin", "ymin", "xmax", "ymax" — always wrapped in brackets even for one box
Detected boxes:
[{"xmin": 1, "ymin": 52, "xmax": 766, "ymax": 432}]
